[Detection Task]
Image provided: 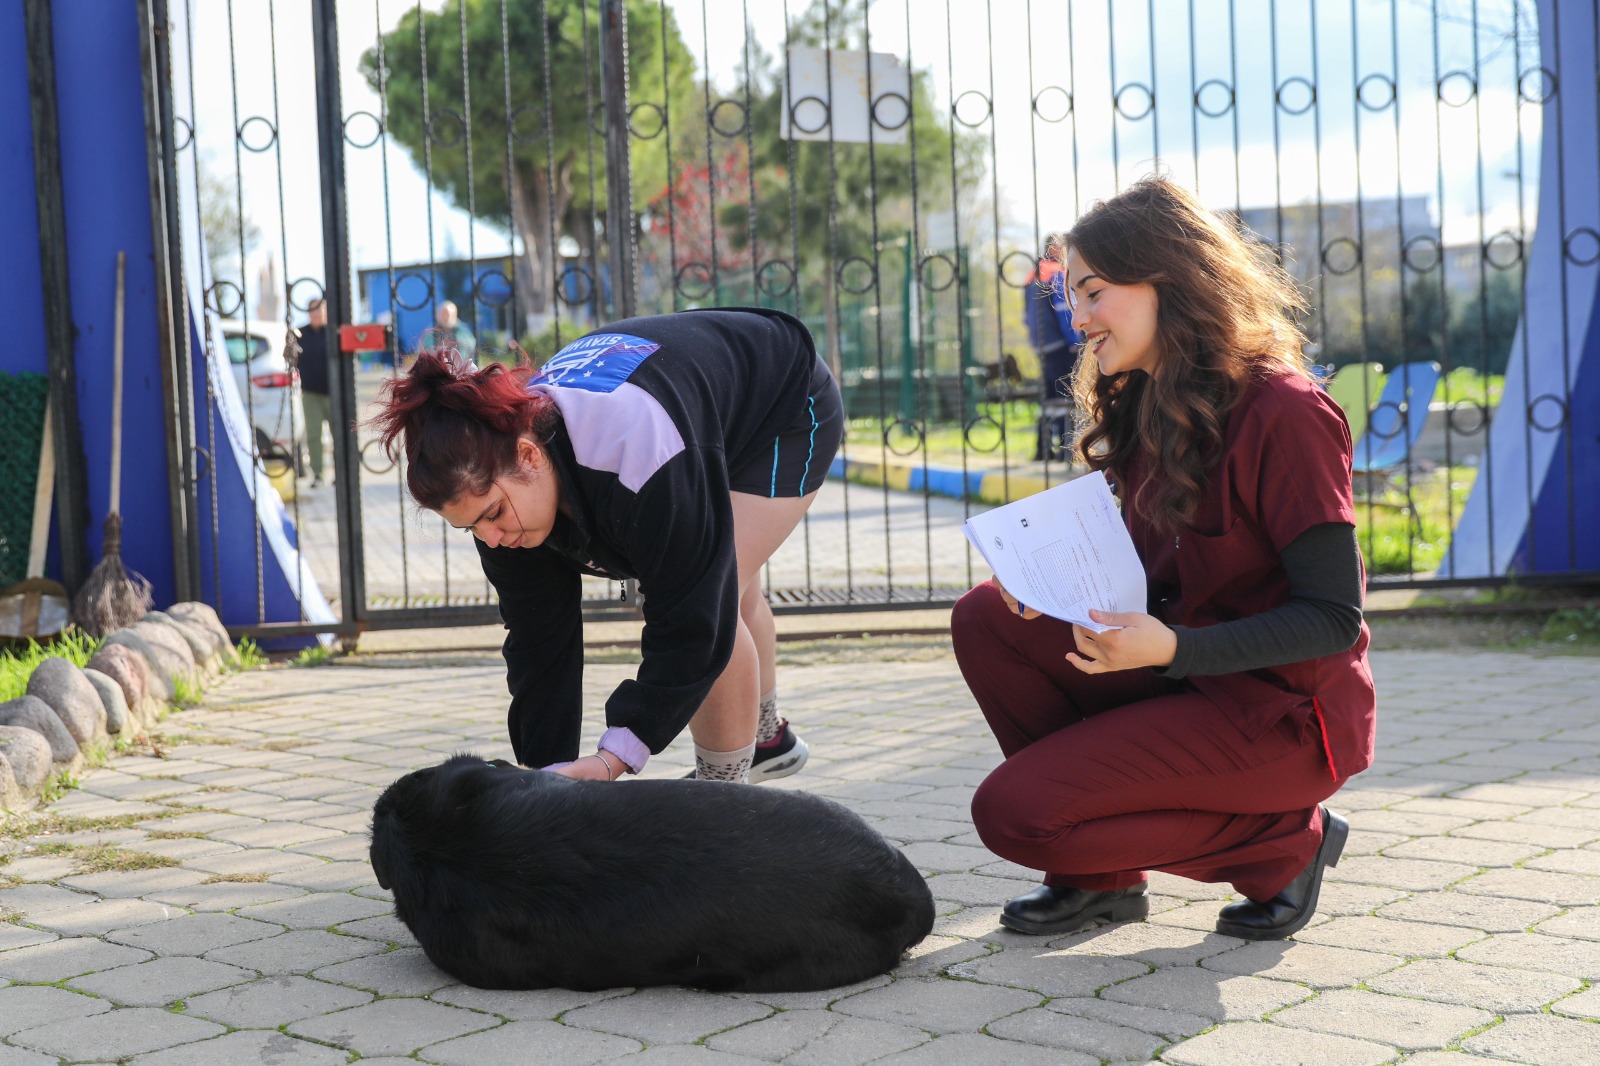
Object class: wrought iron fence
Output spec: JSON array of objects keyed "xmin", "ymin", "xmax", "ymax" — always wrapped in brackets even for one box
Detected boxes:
[{"xmin": 150, "ymin": 0, "xmax": 1600, "ymax": 636}]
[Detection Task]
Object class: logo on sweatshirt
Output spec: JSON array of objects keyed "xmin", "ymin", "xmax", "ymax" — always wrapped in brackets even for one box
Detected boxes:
[{"xmin": 535, "ymin": 333, "xmax": 661, "ymax": 393}]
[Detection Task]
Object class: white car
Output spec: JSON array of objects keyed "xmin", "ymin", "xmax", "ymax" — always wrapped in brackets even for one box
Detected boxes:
[{"xmin": 219, "ymin": 319, "xmax": 306, "ymax": 469}]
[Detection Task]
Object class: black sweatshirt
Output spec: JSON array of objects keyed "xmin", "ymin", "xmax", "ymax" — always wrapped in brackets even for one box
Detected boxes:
[{"xmin": 475, "ymin": 307, "xmax": 822, "ymax": 768}]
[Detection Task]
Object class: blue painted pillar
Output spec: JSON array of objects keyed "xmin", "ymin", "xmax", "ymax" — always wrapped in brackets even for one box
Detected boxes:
[
  {"xmin": 1448, "ymin": 0, "xmax": 1600, "ymax": 578},
  {"xmin": 3, "ymin": 0, "xmax": 331, "ymax": 637}
]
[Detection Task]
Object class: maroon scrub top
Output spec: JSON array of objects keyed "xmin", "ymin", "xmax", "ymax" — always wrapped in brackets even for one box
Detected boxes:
[{"xmin": 1120, "ymin": 369, "xmax": 1377, "ymax": 779}]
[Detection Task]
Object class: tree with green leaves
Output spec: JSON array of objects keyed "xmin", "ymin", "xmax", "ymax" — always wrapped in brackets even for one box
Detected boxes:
[
  {"xmin": 707, "ymin": 0, "xmax": 986, "ymax": 370},
  {"xmin": 363, "ymin": 0, "xmax": 700, "ymax": 323}
]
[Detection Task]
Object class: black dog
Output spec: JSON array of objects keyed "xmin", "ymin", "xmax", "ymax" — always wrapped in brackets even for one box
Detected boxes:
[{"xmin": 369, "ymin": 754, "xmax": 934, "ymax": 991}]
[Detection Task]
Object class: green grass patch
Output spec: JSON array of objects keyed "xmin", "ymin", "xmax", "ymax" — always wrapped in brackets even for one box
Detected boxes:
[
  {"xmin": 845, "ymin": 401, "xmax": 1044, "ymax": 460},
  {"xmin": 170, "ymin": 675, "xmax": 203, "ymax": 708},
  {"xmin": 291, "ymin": 644, "xmax": 336, "ymax": 668},
  {"xmin": 31, "ymin": 842, "xmax": 179, "ymax": 875},
  {"xmin": 1357, "ymin": 465, "xmax": 1477, "ymax": 576},
  {"xmin": 1539, "ymin": 607, "xmax": 1600, "ymax": 647},
  {"xmin": 234, "ymin": 638, "xmax": 267, "ymax": 670},
  {"xmin": 38, "ymin": 772, "xmax": 80, "ymax": 806},
  {"xmin": 201, "ymin": 872, "xmax": 269, "ymax": 884},
  {"xmin": 0, "ymin": 629, "xmax": 100, "ymax": 702},
  {"xmin": 0, "ymin": 807, "xmax": 187, "ymax": 842}
]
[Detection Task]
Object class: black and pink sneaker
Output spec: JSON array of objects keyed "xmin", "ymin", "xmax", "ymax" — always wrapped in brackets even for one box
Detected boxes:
[{"xmin": 748, "ymin": 719, "xmax": 809, "ymax": 783}]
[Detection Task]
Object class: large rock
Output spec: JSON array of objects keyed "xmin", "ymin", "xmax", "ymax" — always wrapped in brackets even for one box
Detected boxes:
[
  {"xmin": 82, "ymin": 668, "xmax": 130, "ymax": 736},
  {"xmin": 0, "ymin": 750, "xmax": 17, "ymax": 806},
  {"xmin": 144, "ymin": 610, "xmax": 216, "ymax": 669},
  {"xmin": 166, "ymin": 601, "xmax": 234, "ymax": 662},
  {"xmin": 128, "ymin": 620, "xmax": 197, "ymax": 681},
  {"xmin": 26, "ymin": 657, "xmax": 107, "ymax": 745},
  {"xmin": 100, "ymin": 628, "xmax": 175, "ymax": 698},
  {"xmin": 0, "ymin": 696, "xmax": 79, "ymax": 764},
  {"xmin": 86, "ymin": 642, "xmax": 150, "ymax": 712},
  {"xmin": 0, "ymin": 726, "xmax": 52, "ymax": 792}
]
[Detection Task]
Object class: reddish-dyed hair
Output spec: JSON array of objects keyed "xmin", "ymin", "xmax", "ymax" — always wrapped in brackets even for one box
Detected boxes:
[{"xmin": 369, "ymin": 349, "xmax": 560, "ymax": 510}]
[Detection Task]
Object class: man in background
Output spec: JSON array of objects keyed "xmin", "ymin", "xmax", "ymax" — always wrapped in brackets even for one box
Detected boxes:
[
  {"xmin": 297, "ymin": 298, "xmax": 333, "ymax": 488},
  {"xmin": 1024, "ymin": 253, "xmax": 1080, "ymax": 462},
  {"xmin": 435, "ymin": 300, "xmax": 477, "ymax": 365}
]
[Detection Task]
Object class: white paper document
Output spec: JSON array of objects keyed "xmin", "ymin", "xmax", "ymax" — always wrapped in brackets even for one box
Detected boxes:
[{"xmin": 961, "ymin": 471, "xmax": 1147, "ymax": 632}]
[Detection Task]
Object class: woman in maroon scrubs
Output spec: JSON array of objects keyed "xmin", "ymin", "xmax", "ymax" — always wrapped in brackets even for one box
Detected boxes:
[{"xmin": 952, "ymin": 177, "xmax": 1375, "ymax": 941}]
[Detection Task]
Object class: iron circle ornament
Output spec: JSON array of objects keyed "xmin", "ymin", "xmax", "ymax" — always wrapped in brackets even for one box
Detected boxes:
[
  {"xmin": 999, "ymin": 250, "xmax": 1037, "ymax": 289},
  {"xmin": 391, "ymin": 271, "xmax": 435, "ymax": 312},
  {"xmin": 428, "ymin": 108, "xmax": 467, "ymax": 148},
  {"xmin": 628, "ymin": 101, "xmax": 666, "ymax": 139},
  {"xmin": 963, "ymin": 414, "xmax": 1005, "ymax": 453},
  {"xmin": 1563, "ymin": 227, "xmax": 1600, "ymax": 267},
  {"xmin": 1484, "ymin": 230, "xmax": 1524, "ymax": 270},
  {"xmin": 1356, "ymin": 73, "xmax": 1397, "ymax": 111},
  {"xmin": 472, "ymin": 271, "xmax": 515, "ymax": 308},
  {"xmin": 952, "ymin": 90, "xmax": 993, "ymax": 127},
  {"xmin": 1528, "ymin": 393, "xmax": 1569, "ymax": 433},
  {"xmin": 559, "ymin": 264, "xmax": 598, "ymax": 306},
  {"xmin": 1447, "ymin": 399, "xmax": 1489, "ymax": 437},
  {"xmin": 709, "ymin": 98, "xmax": 748, "ymax": 138},
  {"xmin": 1320, "ymin": 237, "xmax": 1363, "ymax": 276},
  {"xmin": 871, "ymin": 91, "xmax": 911, "ymax": 131},
  {"xmin": 589, "ymin": 103, "xmax": 608, "ymax": 137},
  {"xmin": 836, "ymin": 256, "xmax": 878, "ymax": 296},
  {"xmin": 1368, "ymin": 400, "xmax": 1408, "ymax": 441},
  {"xmin": 205, "ymin": 279, "xmax": 244, "ymax": 318},
  {"xmin": 1518, "ymin": 66, "xmax": 1557, "ymax": 104},
  {"xmin": 187, "ymin": 446, "xmax": 211, "ymax": 488},
  {"xmin": 287, "ymin": 277, "xmax": 326, "ymax": 313},
  {"xmin": 360, "ymin": 436, "xmax": 398, "ymax": 476},
  {"xmin": 1114, "ymin": 83, "xmax": 1155, "ymax": 121},
  {"xmin": 789, "ymin": 95, "xmax": 830, "ymax": 135},
  {"xmin": 1031, "ymin": 85, "xmax": 1073, "ymax": 123},
  {"xmin": 342, "ymin": 110, "xmax": 384, "ymax": 148},
  {"xmin": 884, "ymin": 418, "xmax": 924, "ymax": 458},
  {"xmin": 756, "ymin": 259, "xmax": 797, "ymax": 298},
  {"xmin": 1194, "ymin": 79, "xmax": 1236, "ymax": 118},
  {"xmin": 1437, "ymin": 70, "xmax": 1478, "ymax": 107},
  {"xmin": 1274, "ymin": 76, "xmax": 1316, "ymax": 114},
  {"xmin": 509, "ymin": 104, "xmax": 545, "ymax": 144},
  {"xmin": 918, "ymin": 253, "xmax": 958, "ymax": 292},
  {"xmin": 172, "ymin": 116, "xmax": 194, "ymax": 152},
  {"xmin": 674, "ymin": 261, "xmax": 715, "ymax": 301},
  {"xmin": 255, "ymin": 446, "xmax": 294, "ymax": 479},
  {"xmin": 236, "ymin": 116, "xmax": 278, "ymax": 152},
  {"xmin": 1523, "ymin": 390, "xmax": 1561, "ymax": 432},
  {"xmin": 1402, "ymin": 234, "xmax": 1444, "ymax": 273}
]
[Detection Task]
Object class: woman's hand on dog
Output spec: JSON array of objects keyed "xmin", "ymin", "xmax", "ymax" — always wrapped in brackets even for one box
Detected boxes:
[{"xmin": 550, "ymin": 752, "xmax": 619, "ymax": 781}]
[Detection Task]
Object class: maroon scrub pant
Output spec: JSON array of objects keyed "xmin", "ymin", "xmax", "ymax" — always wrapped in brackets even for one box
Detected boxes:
[{"xmin": 952, "ymin": 583, "xmax": 1345, "ymax": 903}]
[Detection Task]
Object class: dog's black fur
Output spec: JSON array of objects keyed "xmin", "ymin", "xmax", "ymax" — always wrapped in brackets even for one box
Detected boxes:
[{"xmin": 369, "ymin": 754, "xmax": 934, "ymax": 992}]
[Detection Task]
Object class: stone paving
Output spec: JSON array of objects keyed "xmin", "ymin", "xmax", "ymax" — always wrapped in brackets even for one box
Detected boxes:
[{"xmin": 3, "ymin": 648, "xmax": 1600, "ymax": 1064}]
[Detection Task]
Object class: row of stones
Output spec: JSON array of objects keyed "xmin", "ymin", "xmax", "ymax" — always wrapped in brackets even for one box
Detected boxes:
[{"xmin": 0, "ymin": 604, "xmax": 237, "ymax": 809}]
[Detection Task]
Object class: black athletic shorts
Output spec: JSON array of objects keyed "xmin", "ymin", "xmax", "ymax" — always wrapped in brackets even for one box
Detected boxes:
[{"xmin": 727, "ymin": 356, "xmax": 844, "ymax": 498}]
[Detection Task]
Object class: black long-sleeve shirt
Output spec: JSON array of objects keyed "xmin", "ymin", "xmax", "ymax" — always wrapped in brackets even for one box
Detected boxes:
[{"xmin": 1160, "ymin": 521, "xmax": 1364, "ymax": 678}]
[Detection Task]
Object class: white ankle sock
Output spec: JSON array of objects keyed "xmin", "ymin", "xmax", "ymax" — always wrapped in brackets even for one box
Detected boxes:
[
  {"xmin": 694, "ymin": 740, "xmax": 756, "ymax": 783},
  {"xmin": 756, "ymin": 688, "xmax": 780, "ymax": 744}
]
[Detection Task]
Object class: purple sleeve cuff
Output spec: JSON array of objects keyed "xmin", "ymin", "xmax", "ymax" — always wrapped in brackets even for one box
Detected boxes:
[{"xmin": 599, "ymin": 727, "xmax": 650, "ymax": 774}]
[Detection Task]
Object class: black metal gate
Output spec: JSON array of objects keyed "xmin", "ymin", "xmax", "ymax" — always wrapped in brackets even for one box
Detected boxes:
[{"xmin": 146, "ymin": 0, "xmax": 1599, "ymax": 639}]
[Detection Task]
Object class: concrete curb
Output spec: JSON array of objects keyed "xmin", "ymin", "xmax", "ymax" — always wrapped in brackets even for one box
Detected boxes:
[{"xmin": 828, "ymin": 455, "xmax": 1064, "ymax": 506}]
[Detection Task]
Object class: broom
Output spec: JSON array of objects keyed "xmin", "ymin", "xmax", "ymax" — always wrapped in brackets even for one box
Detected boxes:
[{"xmin": 72, "ymin": 251, "xmax": 153, "ymax": 637}]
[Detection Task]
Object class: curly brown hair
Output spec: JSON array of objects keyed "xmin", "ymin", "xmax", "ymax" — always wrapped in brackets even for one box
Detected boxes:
[{"xmin": 1054, "ymin": 175, "xmax": 1314, "ymax": 532}]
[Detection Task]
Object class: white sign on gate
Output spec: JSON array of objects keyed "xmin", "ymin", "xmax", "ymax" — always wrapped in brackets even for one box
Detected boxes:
[{"xmin": 780, "ymin": 47, "xmax": 911, "ymax": 146}]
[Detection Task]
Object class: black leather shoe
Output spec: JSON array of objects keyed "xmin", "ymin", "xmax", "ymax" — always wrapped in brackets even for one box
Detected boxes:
[
  {"xmin": 999, "ymin": 884, "xmax": 1150, "ymax": 936},
  {"xmin": 1216, "ymin": 806, "xmax": 1349, "ymax": 941}
]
